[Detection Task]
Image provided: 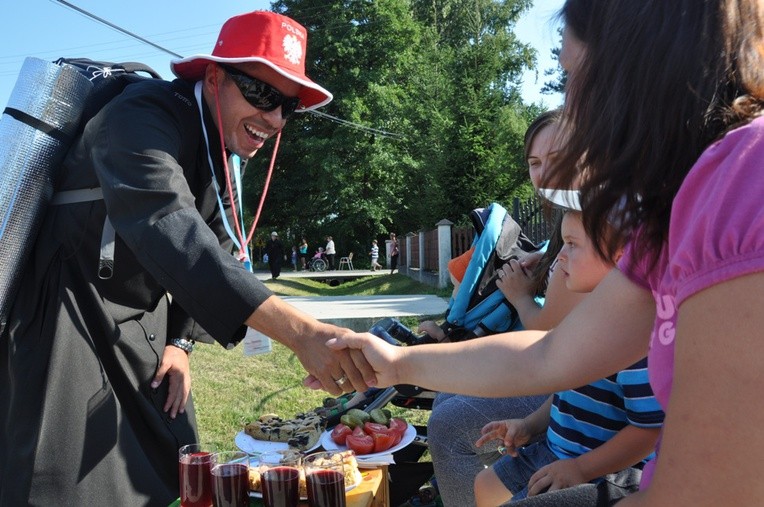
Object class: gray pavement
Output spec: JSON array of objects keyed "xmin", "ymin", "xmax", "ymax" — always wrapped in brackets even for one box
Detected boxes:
[
  {"xmin": 254, "ymin": 268, "xmax": 390, "ymax": 281},
  {"xmin": 253, "ymin": 270, "xmax": 449, "ymax": 331},
  {"xmin": 281, "ymin": 294, "xmax": 448, "ymax": 332}
]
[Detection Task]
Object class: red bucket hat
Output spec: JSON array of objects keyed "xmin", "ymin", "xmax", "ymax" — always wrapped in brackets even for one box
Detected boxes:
[{"xmin": 171, "ymin": 11, "xmax": 332, "ymax": 111}]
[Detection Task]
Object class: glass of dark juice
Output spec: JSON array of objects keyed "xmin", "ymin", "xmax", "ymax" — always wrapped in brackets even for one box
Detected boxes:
[
  {"xmin": 210, "ymin": 451, "xmax": 250, "ymax": 507},
  {"xmin": 304, "ymin": 451, "xmax": 347, "ymax": 507},
  {"xmin": 258, "ymin": 451, "xmax": 302, "ymax": 507},
  {"xmin": 179, "ymin": 443, "xmax": 215, "ymax": 507}
]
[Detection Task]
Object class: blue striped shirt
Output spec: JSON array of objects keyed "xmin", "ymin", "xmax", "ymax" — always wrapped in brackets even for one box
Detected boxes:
[{"xmin": 546, "ymin": 358, "xmax": 664, "ymax": 462}]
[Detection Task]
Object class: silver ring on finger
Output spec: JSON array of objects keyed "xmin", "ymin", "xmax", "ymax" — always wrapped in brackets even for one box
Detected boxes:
[{"xmin": 334, "ymin": 374, "xmax": 348, "ymax": 387}]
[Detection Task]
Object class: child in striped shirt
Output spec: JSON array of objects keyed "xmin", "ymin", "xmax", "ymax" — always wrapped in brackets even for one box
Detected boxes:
[{"xmin": 473, "ymin": 204, "xmax": 664, "ymax": 506}]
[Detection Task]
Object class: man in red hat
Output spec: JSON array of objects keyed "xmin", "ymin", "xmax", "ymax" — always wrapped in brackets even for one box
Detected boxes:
[{"xmin": 0, "ymin": 10, "xmax": 374, "ymax": 507}]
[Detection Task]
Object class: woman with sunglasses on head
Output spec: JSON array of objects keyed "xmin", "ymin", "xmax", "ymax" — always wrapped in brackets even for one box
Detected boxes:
[
  {"xmin": 328, "ymin": 1, "xmax": 764, "ymax": 505},
  {"xmin": 0, "ymin": 11, "xmax": 376, "ymax": 507}
]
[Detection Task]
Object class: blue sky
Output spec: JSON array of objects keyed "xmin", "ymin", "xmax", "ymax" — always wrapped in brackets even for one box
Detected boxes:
[{"xmin": 1, "ymin": 0, "xmax": 563, "ymax": 114}]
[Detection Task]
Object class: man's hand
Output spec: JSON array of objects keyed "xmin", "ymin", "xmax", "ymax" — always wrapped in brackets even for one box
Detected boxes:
[
  {"xmin": 323, "ymin": 333, "xmax": 403, "ymax": 389},
  {"xmin": 297, "ymin": 329, "xmax": 380, "ymax": 395},
  {"xmin": 475, "ymin": 418, "xmax": 533, "ymax": 456},
  {"xmin": 527, "ymin": 458, "xmax": 587, "ymax": 496},
  {"xmin": 152, "ymin": 345, "xmax": 191, "ymax": 419}
]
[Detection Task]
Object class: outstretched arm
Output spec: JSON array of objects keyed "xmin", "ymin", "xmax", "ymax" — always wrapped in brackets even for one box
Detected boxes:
[{"xmin": 328, "ymin": 269, "xmax": 653, "ymax": 398}]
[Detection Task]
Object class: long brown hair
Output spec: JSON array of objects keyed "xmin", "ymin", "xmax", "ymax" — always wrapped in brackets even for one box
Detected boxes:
[{"xmin": 547, "ymin": 0, "xmax": 764, "ymax": 267}]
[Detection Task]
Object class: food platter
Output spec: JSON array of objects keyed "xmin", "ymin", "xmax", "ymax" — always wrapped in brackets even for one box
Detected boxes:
[
  {"xmin": 319, "ymin": 424, "xmax": 417, "ymax": 460},
  {"xmin": 235, "ymin": 430, "xmax": 321, "ymax": 455}
]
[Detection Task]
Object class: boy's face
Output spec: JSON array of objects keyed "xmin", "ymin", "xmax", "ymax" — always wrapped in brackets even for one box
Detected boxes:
[{"xmin": 557, "ymin": 212, "xmax": 613, "ymax": 292}]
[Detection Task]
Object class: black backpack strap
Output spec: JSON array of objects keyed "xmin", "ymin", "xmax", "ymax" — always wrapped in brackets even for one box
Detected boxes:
[
  {"xmin": 116, "ymin": 62, "xmax": 162, "ymax": 79},
  {"xmin": 50, "ymin": 187, "xmax": 115, "ymax": 280}
]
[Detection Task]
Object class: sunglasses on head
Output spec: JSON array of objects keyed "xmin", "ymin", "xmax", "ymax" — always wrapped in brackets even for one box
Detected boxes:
[{"xmin": 218, "ymin": 63, "xmax": 301, "ymax": 119}]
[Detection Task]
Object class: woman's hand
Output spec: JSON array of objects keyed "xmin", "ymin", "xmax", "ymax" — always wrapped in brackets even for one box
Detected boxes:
[
  {"xmin": 496, "ymin": 259, "xmax": 535, "ymax": 305},
  {"xmin": 297, "ymin": 328, "xmax": 379, "ymax": 395},
  {"xmin": 324, "ymin": 333, "xmax": 404, "ymax": 388},
  {"xmin": 152, "ymin": 345, "xmax": 191, "ymax": 419}
]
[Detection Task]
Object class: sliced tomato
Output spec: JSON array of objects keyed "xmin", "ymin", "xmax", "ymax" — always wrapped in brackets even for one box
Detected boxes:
[
  {"xmin": 346, "ymin": 433, "xmax": 374, "ymax": 455},
  {"xmin": 352, "ymin": 425, "xmax": 366, "ymax": 438},
  {"xmin": 363, "ymin": 422, "xmax": 394, "ymax": 436},
  {"xmin": 371, "ymin": 431, "xmax": 396, "ymax": 453},
  {"xmin": 388, "ymin": 418, "xmax": 408, "ymax": 438},
  {"xmin": 330, "ymin": 423, "xmax": 352, "ymax": 446}
]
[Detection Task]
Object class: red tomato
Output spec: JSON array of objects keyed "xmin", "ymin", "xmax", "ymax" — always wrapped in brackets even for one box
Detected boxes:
[
  {"xmin": 330, "ymin": 424, "xmax": 352, "ymax": 446},
  {"xmin": 346, "ymin": 433, "xmax": 374, "ymax": 455},
  {"xmin": 363, "ymin": 422, "xmax": 394, "ymax": 436},
  {"xmin": 388, "ymin": 418, "xmax": 408, "ymax": 438},
  {"xmin": 371, "ymin": 432, "xmax": 396, "ymax": 453},
  {"xmin": 352, "ymin": 425, "xmax": 366, "ymax": 438}
]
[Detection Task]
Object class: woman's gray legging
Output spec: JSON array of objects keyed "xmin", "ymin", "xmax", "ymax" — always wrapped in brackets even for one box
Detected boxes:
[{"xmin": 427, "ymin": 392, "xmax": 547, "ymax": 507}]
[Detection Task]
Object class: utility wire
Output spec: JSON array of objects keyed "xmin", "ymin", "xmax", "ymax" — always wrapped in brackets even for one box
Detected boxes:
[
  {"xmin": 308, "ymin": 110, "xmax": 405, "ymax": 139},
  {"xmin": 53, "ymin": 0, "xmax": 183, "ymax": 59}
]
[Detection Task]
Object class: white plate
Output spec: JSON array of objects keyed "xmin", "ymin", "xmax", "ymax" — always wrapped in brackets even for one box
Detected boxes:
[
  {"xmin": 249, "ymin": 469, "xmax": 362, "ymax": 499},
  {"xmin": 319, "ymin": 424, "xmax": 417, "ymax": 459},
  {"xmin": 235, "ymin": 431, "xmax": 321, "ymax": 455}
]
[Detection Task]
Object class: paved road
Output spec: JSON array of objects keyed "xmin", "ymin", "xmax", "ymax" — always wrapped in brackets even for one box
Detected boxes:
[
  {"xmin": 251, "ymin": 270, "xmax": 448, "ymax": 329},
  {"xmin": 282, "ymin": 294, "xmax": 448, "ymax": 320},
  {"xmin": 254, "ymin": 269, "xmax": 390, "ymax": 281}
]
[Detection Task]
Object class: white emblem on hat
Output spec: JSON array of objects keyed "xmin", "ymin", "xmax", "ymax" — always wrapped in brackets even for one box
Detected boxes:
[{"xmin": 282, "ymin": 34, "xmax": 303, "ymax": 65}]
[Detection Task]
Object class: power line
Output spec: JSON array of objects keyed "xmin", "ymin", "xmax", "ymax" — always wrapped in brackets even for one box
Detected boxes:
[
  {"xmin": 52, "ymin": 0, "xmax": 183, "ymax": 59},
  {"xmin": 308, "ymin": 110, "xmax": 405, "ymax": 139}
]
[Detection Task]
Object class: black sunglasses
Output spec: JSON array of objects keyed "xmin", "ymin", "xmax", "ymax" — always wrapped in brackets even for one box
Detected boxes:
[{"xmin": 219, "ymin": 63, "xmax": 301, "ymax": 119}]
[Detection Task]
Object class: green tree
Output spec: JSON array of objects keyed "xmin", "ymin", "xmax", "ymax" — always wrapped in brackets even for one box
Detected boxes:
[{"xmin": 244, "ymin": 0, "xmax": 544, "ymax": 260}]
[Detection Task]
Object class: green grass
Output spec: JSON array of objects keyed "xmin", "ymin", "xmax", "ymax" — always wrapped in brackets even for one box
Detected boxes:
[{"xmin": 192, "ymin": 273, "xmax": 449, "ymax": 451}]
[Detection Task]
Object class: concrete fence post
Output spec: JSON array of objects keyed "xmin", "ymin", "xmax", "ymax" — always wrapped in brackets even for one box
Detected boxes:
[
  {"xmin": 436, "ymin": 219, "xmax": 453, "ymax": 289},
  {"xmin": 405, "ymin": 233, "xmax": 414, "ymax": 272},
  {"xmin": 418, "ymin": 231, "xmax": 425, "ymax": 283}
]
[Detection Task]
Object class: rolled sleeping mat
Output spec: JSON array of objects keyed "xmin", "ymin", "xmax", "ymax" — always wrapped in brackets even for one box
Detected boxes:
[{"xmin": 0, "ymin": 57, "xmax": 93, "ymax": 332}]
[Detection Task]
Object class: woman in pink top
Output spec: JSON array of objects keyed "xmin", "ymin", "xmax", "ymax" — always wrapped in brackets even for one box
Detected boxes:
[{"xmin": 328, "ymin": 1, "xmax": 764, "ymax": 505}]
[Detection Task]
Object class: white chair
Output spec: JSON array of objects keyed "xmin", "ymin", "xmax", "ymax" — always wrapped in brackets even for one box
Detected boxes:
[{"xmin": 338, "ymin": 252, "xmax": 354, "ymax": 270}]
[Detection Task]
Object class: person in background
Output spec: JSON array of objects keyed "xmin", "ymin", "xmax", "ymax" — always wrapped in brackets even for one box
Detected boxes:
[
  {"xmin": 264, "ymin": 231, "xmax": 285, "ymax": 279},
  {"xmin": 0, "ymin": 11, "xmax": 374, "ymax": 506},
  {"xmin": 369, "ymin": 239, "xmax": 382, "ymax": 271},
  {"xmin": 389, "ymin": 232, "xmax": 399, "ymax": 274},
  {"xmin": 299, "ymin": 237, "xmax": 309, "ymax": 270},
  {"xmin": 291, "ymin": 245, "xmax": 298, "ymax": 271},
  {"xmin": 325, "ymin": 235, "xmax": 336, "ymax": 270},
  {"xmin": 328, "ymin": 1, "xmax": 764, "ymax": 504}
]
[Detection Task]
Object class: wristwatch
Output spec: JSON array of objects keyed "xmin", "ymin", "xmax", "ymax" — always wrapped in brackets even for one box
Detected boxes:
[{"xmin": 170, "ymin": 337, "xmax": 195, "ymax": 354}]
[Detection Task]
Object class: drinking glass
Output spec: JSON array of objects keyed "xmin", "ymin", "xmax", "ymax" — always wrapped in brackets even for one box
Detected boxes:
[
  {"xmin": 304, "ymin": 451, "xmax": 347, "ymax": 507},
  {"xmin": 209, "ymin": 450, "xmax": 250, "ymax": 507},
  {"xmin": 178, "ymin": 443, "xmax": 215, "ymax": 507},
  {"xmin": 258, "ymin": 451, "xmax": 302, "ymax": 507}
]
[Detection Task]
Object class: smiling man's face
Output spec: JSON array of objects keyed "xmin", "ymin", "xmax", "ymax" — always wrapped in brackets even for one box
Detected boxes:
[{"xmin": 204, "ymin": 62, "xmax": 301, "ymax": 158}]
